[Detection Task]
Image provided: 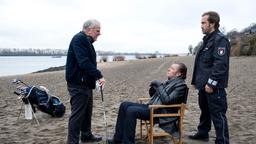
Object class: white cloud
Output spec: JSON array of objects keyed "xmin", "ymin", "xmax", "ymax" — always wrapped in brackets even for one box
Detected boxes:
[{"xmin": 0, "ymin": 0, "xmax": 255, "ymax": 53}]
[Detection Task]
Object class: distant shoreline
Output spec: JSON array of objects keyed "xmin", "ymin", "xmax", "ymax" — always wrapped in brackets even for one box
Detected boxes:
[{"xmin": 33, "ymin": 65, "xmax": 66, "ymax": 73}]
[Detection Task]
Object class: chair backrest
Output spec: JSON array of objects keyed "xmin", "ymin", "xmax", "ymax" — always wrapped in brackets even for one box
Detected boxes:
[{"xmin": 182, "ymin": 87, "xmax": 189, "ymax": 104}]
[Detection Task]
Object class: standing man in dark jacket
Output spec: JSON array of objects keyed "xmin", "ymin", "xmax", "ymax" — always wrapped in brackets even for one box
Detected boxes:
[
  {"xmin": 189, "ymin": 11, "xmax": 230, "ymax": 144},
  {"xmin": 66, "ymin": 19, "xmax": 105, "ymax": 144},
  {"xmin": 107, "ymin": 62, "xmax": 188, "ymax": 144}
]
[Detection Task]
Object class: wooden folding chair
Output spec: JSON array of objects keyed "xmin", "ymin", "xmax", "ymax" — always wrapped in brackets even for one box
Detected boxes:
[{"xmin": 138, "ymin": 88, "xmax": 189, "ymax": 144}]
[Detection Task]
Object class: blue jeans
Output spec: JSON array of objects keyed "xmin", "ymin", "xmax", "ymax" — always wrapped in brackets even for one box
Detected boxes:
[
  {"xmin": 67, "ymin": 86, "xmax": 93, "ymax": 144},
  {"xmin": 114, "ymin": 101, "xmax": 150, "ymax": 144}
]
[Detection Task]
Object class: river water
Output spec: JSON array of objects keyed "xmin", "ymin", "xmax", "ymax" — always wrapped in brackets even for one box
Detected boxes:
[{"xmin": 0, "ymin": 55, "xmax": 141, "ymax": 76}]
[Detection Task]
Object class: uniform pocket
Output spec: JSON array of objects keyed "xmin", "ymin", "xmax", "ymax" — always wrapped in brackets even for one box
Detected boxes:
[
  {"xmin": 206, "ymin": 89, "xmax": 227, "ymax": 112},
  {"xmin": 203, "ymin": 57, "xmax": 211, "ymax": 63},
  {"xmin": 202, "ymin": 52, "xmax": 213, "ymax": 68},
  {"xmin": 202, "ymin": 42, "xmax": 214, "ymax": 64}
]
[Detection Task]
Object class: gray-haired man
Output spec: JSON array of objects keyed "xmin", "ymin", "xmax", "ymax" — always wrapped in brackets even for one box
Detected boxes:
[{"xmin": 66, "ymin": 19, "xmax": 105, "ymax": 144}]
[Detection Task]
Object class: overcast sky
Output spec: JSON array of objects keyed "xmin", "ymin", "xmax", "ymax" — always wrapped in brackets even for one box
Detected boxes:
[{"xmin": 0, "ymin": 0, "xmax": 255, "ymax": 54}]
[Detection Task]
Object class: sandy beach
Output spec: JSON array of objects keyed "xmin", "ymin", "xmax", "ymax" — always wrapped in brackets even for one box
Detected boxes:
[{"xmin": 0, "ymin": 56, "xmax": 255, "ymax": 144}]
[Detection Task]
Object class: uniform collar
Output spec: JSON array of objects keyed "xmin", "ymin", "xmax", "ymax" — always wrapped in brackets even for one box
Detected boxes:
[{"xmin": 203, "ymin": 30, "xmax": 219, "ymax": 42}]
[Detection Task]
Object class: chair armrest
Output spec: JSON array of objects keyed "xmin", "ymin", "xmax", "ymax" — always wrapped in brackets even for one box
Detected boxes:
[
  {"xmin": 138, "ymin": 97, "xmax": 150, "ymax": 101},
  {"xmin": 148, "ymin": 103, "xmax": 186, "ymax": 109},
  {"xmin": 149, "ymin": 103, "xmax": 187, "ymax": 118},
  {"xmin": 138, "ymin": 97, "xmax": 150, "ymax": 103}
]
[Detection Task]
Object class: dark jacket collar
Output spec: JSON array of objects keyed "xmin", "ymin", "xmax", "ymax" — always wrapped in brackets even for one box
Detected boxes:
[
  {"xmin": 165, "ymin": 77, "xmax": 184, "ymax": 85},
  {"xmin": 86, "ymin": 36, "xmax": 95, "ymax": 43},
  {"xmin": 203, "ymin": 29, "xmax": 220, "ymax": 42},
  {"xmin": 79, "ymin": 31, "xmax": 95, "ymax": 43}
]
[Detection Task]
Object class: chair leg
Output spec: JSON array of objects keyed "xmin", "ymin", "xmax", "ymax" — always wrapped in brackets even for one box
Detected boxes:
[
  {"xmin": 140, "ymin": 120, "xmax": 142, "ymax": 139},
  {"xmin": 179, "ymin": 110, "xmax": 184, "ymax": 144},
  {"xmin": 140, "ymin": 120, "xmax": 149, "ymax": 140},
  {"xmin": 178, "ymin": 128, "xmax": 183, "ymax": 144},
  {"xmin": 179, "ymin": 139, "xmax": 183, "ymax": 144},
  {"xmin": 148, "ymin": 128, "xmax": 153, "ymax": 144},
  {"xmin": 171, "ymin": 135, "xmax": 177, "ymax": 144},
  {"xmin": 149, "ymin": 109, "xmax": 154, "ymax": 144}
]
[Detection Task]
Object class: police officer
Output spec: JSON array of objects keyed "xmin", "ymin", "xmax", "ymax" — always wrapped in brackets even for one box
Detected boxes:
[{"xmin": 189, "ymin": 11, "xmax": 230, "ymax": 144}]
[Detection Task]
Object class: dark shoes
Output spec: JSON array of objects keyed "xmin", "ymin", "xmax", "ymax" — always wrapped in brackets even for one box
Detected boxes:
[
  {"xmin": 81, "ymin": 133, "xmax": 102, "ymax": 142},
  {"xmin": 189, "ymin": 133, "xmax": 209, "ymax": 141},
  {"xmin": 107, "ymin": 138, "xmax": 122, "ymax": 144}
]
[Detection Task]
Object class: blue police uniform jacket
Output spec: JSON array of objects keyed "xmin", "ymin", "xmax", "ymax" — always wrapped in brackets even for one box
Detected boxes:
[
  {"xmin": 65, "ymin": 31, "xmax": 103, "ymax": 89},
  {"xmin": 191, "ymin": 30, "xmax": 230, "ymax": 89}
]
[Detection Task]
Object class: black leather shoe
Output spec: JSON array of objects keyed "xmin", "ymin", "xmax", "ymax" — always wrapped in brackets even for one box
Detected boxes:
[
  {"xmin": 81, "ymin": 133, "xmax": 102, "ymax": 142},
  {"xmin": 189, "ymin": 133, "xmax": 209, "ymax": 141},
  {"xmin": 107, "ymin": 138, "xmax": 122, "ymax": 144}
]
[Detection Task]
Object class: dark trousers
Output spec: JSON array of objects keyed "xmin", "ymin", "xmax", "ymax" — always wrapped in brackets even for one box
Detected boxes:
[
  {"xmin": 197, "ymin": 88, "xmax": 229, "ymax": 144},
  {"xmin": 67, "ymin": 86, "xmax": 93, "ymax": 144},
  {"xmin": 114, "ymin": 101, "xmax": 150, "ymax": 144}
]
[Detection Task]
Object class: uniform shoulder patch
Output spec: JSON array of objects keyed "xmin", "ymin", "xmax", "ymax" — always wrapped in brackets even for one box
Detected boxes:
[{"xmin": 218, "ymin": 47, "xmax": 225, "ymax": 56}]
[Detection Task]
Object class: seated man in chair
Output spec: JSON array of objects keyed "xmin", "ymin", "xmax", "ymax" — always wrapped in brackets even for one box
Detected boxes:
[{"xmin": 108, "ymin": 62, "xmax": 188, "ymax": 144}]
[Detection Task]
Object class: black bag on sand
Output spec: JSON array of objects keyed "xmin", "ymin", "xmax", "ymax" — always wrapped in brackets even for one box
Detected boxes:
[{"xmin": 21, "ymin": 86, "xmax": 65, "ymax": 117}]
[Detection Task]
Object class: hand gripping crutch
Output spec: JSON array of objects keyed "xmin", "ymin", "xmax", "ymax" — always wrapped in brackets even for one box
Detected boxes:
[{"xmin": 100, "ymin": 86, "xmax": 108, "ymax": 143}]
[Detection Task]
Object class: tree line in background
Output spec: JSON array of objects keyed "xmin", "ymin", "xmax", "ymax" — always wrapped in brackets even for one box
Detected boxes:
[
  {"xmin": 188, "ymin": 23, "xmax": 256, "ymax": 56},
  {"xmin": 0, "ymin": 48, "xmax": 167, "ymax": 57},
  {"xmin": 1, "ymin": 23, "xmax": 255, "ymax": 57},
  {"xmin": 0, "ymin": 48, "xmax": 67, "ymax": 56}
]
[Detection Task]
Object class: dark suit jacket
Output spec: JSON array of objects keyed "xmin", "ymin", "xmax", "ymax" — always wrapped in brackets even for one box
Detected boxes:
[{"xmin": 148, "ymin": 77, "xmax": 188, "ymax": 138}]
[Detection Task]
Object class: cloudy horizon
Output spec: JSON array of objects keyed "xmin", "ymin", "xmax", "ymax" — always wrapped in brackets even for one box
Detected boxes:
[{"xmin": 0, "ymin": 0, "xmax": 255, "ymax": 54}]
